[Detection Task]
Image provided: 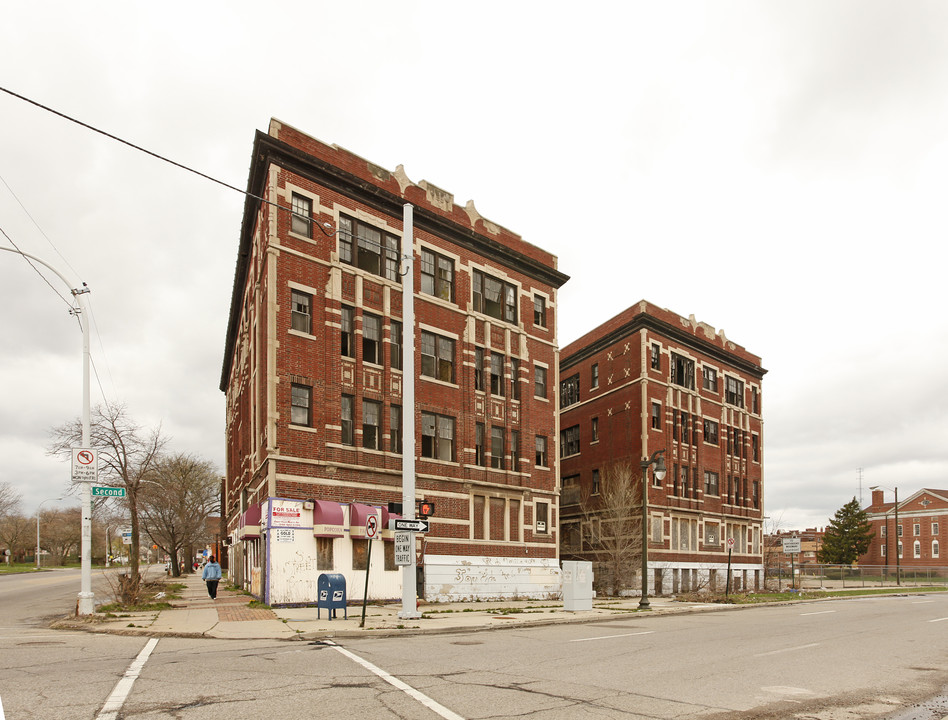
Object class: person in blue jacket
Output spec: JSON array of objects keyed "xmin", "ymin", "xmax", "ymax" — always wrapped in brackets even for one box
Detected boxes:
[{"xmin": 202, "ymin": 555, "xmax": 222, "ymax": 599}]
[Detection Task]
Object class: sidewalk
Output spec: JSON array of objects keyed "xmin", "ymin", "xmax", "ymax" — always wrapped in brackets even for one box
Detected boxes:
[{"xmin": 55, "ymin": 571, "xmax": 733, "ymax": 641}]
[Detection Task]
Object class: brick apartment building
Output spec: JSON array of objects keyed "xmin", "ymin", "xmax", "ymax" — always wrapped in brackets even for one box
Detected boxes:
[
  {"xmin": 861, "ymin": 488, "xmax": 947, "ymax": 569},
  {"xmin": 220, "ymin": 119, "xmax": 569, "ymax": 604},
  {"xmin": 559, "ymin": 301, "xmax": 766, "ymax": 594}
]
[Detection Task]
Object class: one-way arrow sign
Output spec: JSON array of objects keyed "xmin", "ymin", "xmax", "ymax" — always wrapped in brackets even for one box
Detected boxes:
[{"xmin": 392, "ymin": 518, "xmax": 430, "ymax": 533}]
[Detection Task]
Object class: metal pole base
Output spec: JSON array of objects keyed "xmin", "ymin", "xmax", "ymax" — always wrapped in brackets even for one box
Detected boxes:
[{"xmin": 638, "ymin": 598, "xmax": 650, "ymax": 610}]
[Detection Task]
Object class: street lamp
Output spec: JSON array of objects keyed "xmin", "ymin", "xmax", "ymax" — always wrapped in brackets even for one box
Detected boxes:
[
  {"xmin": 639, "ymin": 449, "xmax": 667, "ymax": 609},
  {"xmin": 870, "ymin": 486, "xmax": 900, "ymax": 586},
  {"xmin": 36, "ymin": 497, "xmax": 64, "ymax": 570}
]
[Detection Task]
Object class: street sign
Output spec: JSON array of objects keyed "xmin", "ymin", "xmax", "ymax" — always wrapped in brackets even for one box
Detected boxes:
[
  {"xmin": 393, "ymin": 518, "xmax": 430, "ymax": 533},
  {"xmin": 394, "ymin": 531, "xmax": 412, "ymax": 566},
  {"xmin": 92, "ymin": 486, "xmax": 126, "ymax": 498},
  {"xmin": 727, "ymin": 537, "xmax": 735, "ymax": 549},
  {"xmin": 782, "ymin": 537, "xmax": 802, "ymax": 555},
  {"xmin": 71, "ymin": 448, "xmax": 98, "ymax": 483},
  {"xmin": 365, "ymin": 514, "xmax": 379, "ymax": 539}
]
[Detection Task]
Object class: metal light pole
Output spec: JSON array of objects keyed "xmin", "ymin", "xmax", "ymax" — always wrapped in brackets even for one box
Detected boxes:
[
  {"xmin": 1, "ymin": 248, "xmax": 94, "ymax": 612},
  {"xmin": 638, "ymin": 449, "xmax": 666, "ymax": 609},
  {"xmin": 35, "ymin": 497, "xmax": 63, "ymax": 569},
  {"xmin": 871, "ymin": 485, "xmax": 900, "ymax": 586}
]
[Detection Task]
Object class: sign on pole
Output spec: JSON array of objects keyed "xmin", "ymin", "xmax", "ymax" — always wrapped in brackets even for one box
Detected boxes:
[
  {"xmin": 393, "ymin": 518, "xmax": 430, "ymax": 533},
  {"xmin": 782, "ymin": 537, "xmax": 801, "ymax": 555},
  {"xmin": 394, "ymin": 531, "xmax": 412, "ymax": 566},
  {"xmin": 92, "ymin": 486, "xmax": 126, "ymax": 498},
  {"xmin": 365, "ymin": 514, "xmax": 379, "ymax": 539},
  {"xmin": 71, "ymin": 448, "xmax": 98, "ymax": 483}
]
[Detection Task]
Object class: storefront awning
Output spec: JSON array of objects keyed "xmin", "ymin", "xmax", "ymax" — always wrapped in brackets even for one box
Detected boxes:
[
  {"xmin": 349, "ymin": 503, "xmax": 381, "ymax": 539},
  {"xmin": 238, "ymin": 504, "xmax": 262, "ymax": 539},
  {"xmin": 312, "ymin": 500, "xmax": 344, "ymax": 538}
]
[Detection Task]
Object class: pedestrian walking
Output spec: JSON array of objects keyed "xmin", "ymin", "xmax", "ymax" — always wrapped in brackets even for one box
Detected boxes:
[{"xmin": 202, "ymin": 555, "xmax": 222, "ymax": 600}]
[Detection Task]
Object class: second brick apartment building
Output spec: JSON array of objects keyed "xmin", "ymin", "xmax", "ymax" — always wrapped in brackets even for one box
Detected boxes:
[
  {"xmin": 220, "ymin": 119, "xmax": 569, "ymax": 604},
  {"xmin": 559, "ymin": 301, "xmax": 767, "ymax": 594}
]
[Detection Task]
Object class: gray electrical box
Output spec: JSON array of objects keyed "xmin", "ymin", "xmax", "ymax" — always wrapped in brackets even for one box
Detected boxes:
[{"xmin": 562, "ymin": 561, "xmax": 593, "ymax": 611}]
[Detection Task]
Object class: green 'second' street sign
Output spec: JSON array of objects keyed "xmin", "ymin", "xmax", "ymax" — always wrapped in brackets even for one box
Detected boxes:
[{"xmin": 91, "ymin": 486, "xmax": 126, "ymax": 498}]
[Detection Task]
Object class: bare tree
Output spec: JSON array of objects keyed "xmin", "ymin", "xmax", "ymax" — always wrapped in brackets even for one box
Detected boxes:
[
  {"xmin": 139, "ymin": 453, "xmax": 220, "ymax": 578},
  {"xmin": 577, "ymin": 460, "xmax": 644, "ymax": 596},
  {"xmin": 48, "ymin": 402, "xmax": 166, "ymax": 595},
  {"xmin": 0, "ymin": 482, "xmax": 21, "ymax": 519},
  {"xmin": 0, "ymin": 513, "xmax": 32, "ymax": 562},
  {"xmin": 42, "ymin": 507, "xmax": 81, "ymax": 565}
]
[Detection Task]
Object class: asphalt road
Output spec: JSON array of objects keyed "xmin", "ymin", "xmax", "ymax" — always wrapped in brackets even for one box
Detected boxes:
[{"xmin": 1, "ymin": 572, "xmax": 946, "ymax": 719}]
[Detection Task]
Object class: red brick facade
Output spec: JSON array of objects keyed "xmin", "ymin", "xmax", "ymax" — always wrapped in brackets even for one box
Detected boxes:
[
  {"xmin": 220, "ymin": 120, "xmax": 568, "ymax": 601},
  {"xmin": 559, "ymin": 301, "xmax": 766, "ymax": 594},
  {"xmin": 861, "ymin": 488, "xmax": 948, "ymax": 569}
]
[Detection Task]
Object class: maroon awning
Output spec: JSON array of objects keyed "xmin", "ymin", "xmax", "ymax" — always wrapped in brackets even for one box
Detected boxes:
[
  {"xmin": 238, "ymin": 504, "xmax": 262, "ymax": 539},
  {"xmin": 312, "ymin": 500, "xmax": 344, "ymax": 538},
  {"xmin": 349, "ymin": 503, "xmax": 381, "ymax": 539}
]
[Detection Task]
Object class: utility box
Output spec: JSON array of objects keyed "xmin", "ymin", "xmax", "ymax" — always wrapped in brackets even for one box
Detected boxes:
[
  {"xmin": 562, "ymin": 561, "xmax": 593, "ymax": 612},
  {"xmin": 317, "ymin": 573, "xmax": 347, "ymax": 620}
]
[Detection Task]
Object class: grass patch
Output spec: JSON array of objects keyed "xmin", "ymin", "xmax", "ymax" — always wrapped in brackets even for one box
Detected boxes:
[{"xmin": 682, "ymin": 586, "xmax": 947, "ymax": 604}]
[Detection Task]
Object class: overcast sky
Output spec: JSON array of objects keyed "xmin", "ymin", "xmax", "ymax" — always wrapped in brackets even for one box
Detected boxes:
[{"xmin": 2, "ymin": 2, "xmax": 946, "ymax": 531}]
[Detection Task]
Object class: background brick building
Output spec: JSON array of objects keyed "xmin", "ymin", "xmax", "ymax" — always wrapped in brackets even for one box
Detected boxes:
[
  {"xmin": 559, "ymin": 301, "xmax": 766, "ymax": 594},
  {"xmin": 220, "ymin": 119, "xmax": 569, "ymax": 604},
  {"xmin": 861, "ymin": 488, "xmax": 947, "ymax": 570}
]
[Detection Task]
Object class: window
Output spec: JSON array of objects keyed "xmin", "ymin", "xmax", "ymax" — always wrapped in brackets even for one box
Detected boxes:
[
  {"xmin": 591, "ymin": 363, "xmax": 599, "ymax": 389},
  {"xmin": 881, "ymin": 544, "xmax": 887, "ymax": 557},
  {"xmin": 474, "ymin": 348, "xmax": 485, "ymax": 391},
  {"xmin": 898, "ymin": 541, "xmax": 903, "ymax": 558},
  {"xmin": 702, "ymin": 366, "xmax": 718, "ymax": 392},
  {"xmin": 316, "ymin": 537, "xmax": 333, "ymax": 570},
  {"xmin": 914, "ymin": 523, "xmax": 921, "ymax": 536},
  {"xmin": 341, "ymin": 395, "xmax": 354, "ymax": 445},
  {"xmin": 914, "ymin": 541, "xmax": 921, "ymax": 559},
  {"xmin": 753, "ymin": 480, "xmax": 759, "ymax": 509},
  {"xmin": 591, "ymin": 417, "xmax": 599, "ymax": 443},
  {"xmin": 421, "ymin": 249, "xmax": 454, "ymax": 301},
  {"xmin": 390, "ymin": 405, "xmax": 402, "ymax": 453},
  {"xmin": 290, "ymin": 193, "xmax": 311, "ymax": 237},
  {"xmin": 533, "ymin": 295, "xmax": 546, "ymax": 327},
  {"xmin": 650, "ymin": 343, "xmax": 661, "ymax": 370},
  {"xmin": 704, "ymin": 419, "xmax": 719, "ymax": 445},
  {"xmin": 934, "ymin": 540, "xmax": 940, "ymax": 558},
  {"xmin": 475, "ymin": 423, "xmax": 486, "ymax": 466},
  {"xmin": 421, "ymin": 412, "xmax": 454, "ymax": 461},
  {"xmin": 535, "ymin": 501, "xmax": 550, "ymax": 534},
  {"xmin": 752, "ymin": 387, "xmax": 759, "ymax": 413},
  {"xmin": 704, "ymin": 523, "xmax": 719, "ymax": 545},
  {"xmin": 752, "ymin": 434, "xmax": 759, "ymax": 462},
  {"xmin": 390, "ymin": 321, "xmax": 403, "ymax": 370},
  {"xmin": 881, "ymin": 525, "xmax": 887, "ymax": 536},
  {"xmin": 363, "ymin": 313, "xmax": 381, "ymax": 365},
  {"xmin": 473, "ymin": 269, "xmax": 517, "ymax": 324},
  {"xmin": 511, "ymin": 357, "xmax": 520, "ymax": 400},
  {"xmin": 511, "ymin": 430, "xmax": 520, "ymax": 470},
  {"xmin": 651, "ymin": 402, "xmax": 662, "ymax": 430},
  {"xmin": 680, "ymin": 412, "xmax": 689, "ymax": 445},
  {"xmin": 560, "ymin": 374, "xmax": 580, "ymax": 408},
  {"xmin": 491, "ymin": 427, "xmax": 505, "ymax": 469},
  {"xmin": 291, "ymin": 290, "xmax": 311, "ymax": 333},
  {"xmin": 592, "ymin": 469, "xmax": 600, "ymax": 495},
  {"xmin": 338, "ymin": 215, "xmax": 401, "ymax": 281},
  {"xmin": 490, "ymin": 354, "xmax": 505, "ymax": 396},
  {"xmin": 560, "ymin": 425, "xmax": 580, "ymax": 457},
  {"xmin": 933, "ymin": 522, "xmax": 940, "ymax": 535},
  {"xmin": 341, "ymin": 306, "xmax": 354, "ymax": 358},
  {"xmin": 363, "ymin": 400, "xmax": 381, "ymax": 449},
  {"xmin": 704, "ymin": 470, "xmax": 719, "ymax": 496},
  {"xmin": 291, "ymin": 384, "xmax": 311, "ymax": 426},
  {"xmin": 421, "ymin": 331, "xmax": 455, "ymax": 383},
  {"xmin": 897, "ymin": 524, "xmax": 903, "ymax": 537},
  {"xmin": 535, "ymin": 366, "xmax": 547, "ymax": 398},
  {"xmin": 535, "ymin": 435, "xmax": 548, "ymax": 467},
  {"xmin": 670, "ymin": 353, "xmax": 695, "ymax": 390},
  {"xmin": 725, "ymin": 376, "xmax": 745, "ymax": 407},
  {"xmin": 352, "ymin": 539, "xmax": 368, "ymax": 570}
]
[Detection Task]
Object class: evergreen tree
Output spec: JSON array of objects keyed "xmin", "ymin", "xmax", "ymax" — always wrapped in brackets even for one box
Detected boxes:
[{"xmin": 818, "ymin": 497, "xmax": 875, "ymax": 565}]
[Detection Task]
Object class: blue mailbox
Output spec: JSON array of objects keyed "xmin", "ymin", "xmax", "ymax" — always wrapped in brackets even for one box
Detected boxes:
[{"xmin": 317, "ymin": 573, "xmax": 347, "ymax": 620}]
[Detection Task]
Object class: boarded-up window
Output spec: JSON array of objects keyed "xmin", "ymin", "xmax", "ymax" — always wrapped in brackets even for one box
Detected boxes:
[
  {"xmin": 473, "ymin": 495, "xmax": 486, "ymax": 539},
  {"xmin": 316, "ymin": 537, "xmax": 334, "ymax": 570},
  {"xmin": 490, "ymin": 498, "xmax": 506, "ymax": 541}
]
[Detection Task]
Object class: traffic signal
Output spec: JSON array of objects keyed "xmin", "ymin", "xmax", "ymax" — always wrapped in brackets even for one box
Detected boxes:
[
  {"xmin": 418, "ymin": 500, "xmax": 435, "ymax": 518},
  {"xmin": 387, "ymin": 502, "xmax": 403, "ymax": 514}
]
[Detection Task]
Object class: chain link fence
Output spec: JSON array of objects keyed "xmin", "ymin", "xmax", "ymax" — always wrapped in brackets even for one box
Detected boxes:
[{"xmin": 766, "ymin": 564, "xmax": 948, "ymax": 591}]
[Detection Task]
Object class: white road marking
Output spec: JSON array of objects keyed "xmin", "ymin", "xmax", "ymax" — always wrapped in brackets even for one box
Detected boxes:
[
  {"xmin": 928, "ymin": 617, "xmax": 948, "ymax": 623},
  {"xmin": 0, "ymin": 693, "xmax": 5, "ymax": 720},
  {"xmin": 570, "ymin": 631, "xmax": 655, "ymax": 642},
  {"xmin": 912, "ymin": 600, "xmax": 935, "ymax": 604},
  {"xmin": 800, "ymin": 610, "xmax": 836, "ymax": 616},
  {"xmin": 325, "ymin": 641, "xmax": 465, "ymax": 720},
  {"xmin": 96, "ymin": 638, "xmax": 159, "ymax": 720},
  {"xmin": 754, "ymin": 643, "xmax": 820, "ymax": 657}
]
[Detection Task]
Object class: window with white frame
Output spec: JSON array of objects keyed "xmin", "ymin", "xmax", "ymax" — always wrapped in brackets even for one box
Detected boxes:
[
  {"xmin": 490, "ymin": 427, "xmax": 505, "ymax": 469},
  {"xmin": 363, "ymin": 313, "xmax": 381, "ymax": 365},
  {"xmin": 650, "ymin": 343, "xmax": 661, "ymax": 370},
  {"xmin": 914, "ymin": 540, "xmax": 921, "ymax": 558},
  {"xmin": 933, "ymin": 522, "xmax": 940, "ymax": 535},
  {"xmin": 291, "ymin": 384, "xmax": 311, "ymax": 426},
  {"xmin": 651, "ymin": 402, "xmax": 662, "ymax": 430},
  {"xmin": 390, "ymin": 404, "xmax": 402, "ymax": 453},
  {"xmin": 533, "ymin": 294, "xmax": 546, "ymax": 327},
  {"xmin": 390, "ymin": 320, "xmax": 403, "ymax": 370},
  {"xmin": 291, "ymin": 290, "xmax": 311, "ymax": 333},
  {"xmin": 341, "ymin": 395, "xmax": 354, "ymax": 445},
  {"xmin": 535, "ymin": 501, "xmax": 550, "ymax": 534},
  {"xmin": 421, "ymin": 249, "xmax": 454, "ymax": 301},
  {"xmin": 473, "ymin": 269, "xmax": 517, "ymax": 324},
  {"xmin": 290, "ymin": 193, "xmax": 312, "ymax": 237},
  {"xmin": 338, "ymin": 215, "xmax": 401, "ymax": 281},
  {"xmin": 934, "ymin": 540, "xmax": 940, "ymax": 558},
  {"xmin": 560, "ymin": 425, "xmax": 580, "ymax": 458},
  {"xmin": 725, "ymin": 376, "xmax": 745, "ymax": 407},
  {"xmin": 704, "ymin": 419, "xmax": 719, "ymax": 445},
  {"xmin": 341, "ymin": 306, "xmax": 354, "ymax": 358},
  {"xmin": 535, "ymin": 435, "xmax": 548, "ymax": 467},
  {"xmin": 670, "ymin": 353, "xmax": 695, "ymax": 389},
  {"xmin": 490, "ymin": 353, "xmax": 505, "ymax": 396},
  {"xmin": 702, "ymin": 366, "xmax": 718, "ymax": 392},
  {"xmin": 511, "ymin": 357, "xmax": 520, "ymax": 400},
  {"xmin": 560, "ymin": 374, "xmax": 580, "ymax": 408},
  {"xmin": 421, "ymin": 331, "xmax": 455, "ymax": 383},
  {"xmin": 421, "ymin": 412, "xmax": 454, "ymax": 461},
  {"xmin": 914, "ymin": 523, "xmax": 921, "ymax": 536},
  {"xmin": 704, "ymin": 470, "xmax": 719, "ymax": 496},
  {"xmin": 534, "ymin": 365, "xmax": 547, "ymax": 398},
  {"xmin": 362, "ymin": 400, "xmax": 381, "ymax": 450}
]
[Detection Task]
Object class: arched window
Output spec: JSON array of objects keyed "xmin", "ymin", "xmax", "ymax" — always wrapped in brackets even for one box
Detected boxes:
[
  {"xmin": 913, "ymin": 541, "xmax": 921, "ymax": 559},
  {"xmin": 933, "ymin": 540, "xmax": 940, "ymax": 559}
]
